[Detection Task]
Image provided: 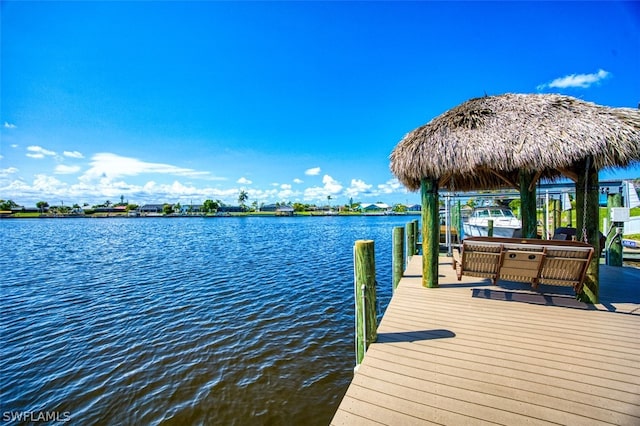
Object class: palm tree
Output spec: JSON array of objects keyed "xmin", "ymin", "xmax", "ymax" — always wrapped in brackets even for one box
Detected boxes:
[{"xmin": 238, "ymin": 190, "xmax": 249, "ymax": 211}]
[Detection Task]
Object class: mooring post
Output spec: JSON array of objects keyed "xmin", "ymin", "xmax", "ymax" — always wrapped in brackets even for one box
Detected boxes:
[
  {"xmin": 353, "ymin": 240, "xmax": 377, "ymax": 368},
  {"xmin": 487, "ymin": 219, "xmax": 494, "ymax": 237},
  {"xmin": 406, "ymin": 221, "xmax": 415, "ymax": 260},
  {"xmin": 392, "ymin": 226, "xmax": 405, "ymax": 292},
  {"xmin": 412, "ymin": 219, "xmax": 419, "ymax": 254}
]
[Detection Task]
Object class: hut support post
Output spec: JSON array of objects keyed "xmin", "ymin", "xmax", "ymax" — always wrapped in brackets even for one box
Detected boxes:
[
  {"xmin": 519, "ymin": 170, "xmax": 538, "ymax": 238},
  {"xmin": 353, "ymin": 240, "xmax": 377, "ymax": 366},
  {"xmin": 421, "ymin": 178, "xmax": 439, "ymax": 288},
  {"xmin": 576, "ymin": 158, "xmax": 600, "ymax": 303},
  {"xmin": 392, "ymin": 227, "xmax": 405, "ymax": 291}
]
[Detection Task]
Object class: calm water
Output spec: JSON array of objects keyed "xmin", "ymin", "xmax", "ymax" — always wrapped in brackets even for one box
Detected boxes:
[{"xmin": 1, "ymin": 216, "xmax": 416, "ymax": 425}]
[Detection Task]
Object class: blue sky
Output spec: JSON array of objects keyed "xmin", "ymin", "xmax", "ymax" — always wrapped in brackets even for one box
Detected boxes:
[{"xmin": 1, "ymin": 1, "xmax": 639, "ymax": 207}]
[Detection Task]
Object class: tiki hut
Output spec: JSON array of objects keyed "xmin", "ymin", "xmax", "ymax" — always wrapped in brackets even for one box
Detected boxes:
[{"xmin": 390, "ymin": 93, "xmax": 640, "ymax": 302}]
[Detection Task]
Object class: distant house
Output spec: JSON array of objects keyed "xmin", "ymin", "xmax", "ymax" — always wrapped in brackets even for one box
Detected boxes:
[
  {"xmin": 93, "ymin": 206, "xmax": 127, "ymax": 214},
  {"xmin": 261, "ymin": 204, "xmax": 294, "ymax": 215},
  {"xmin": 179, "ymin": 204, "xmax": 203, "ymax": 214},
  {"xmin": 406, "ymin": 204, "xmax": 421, "ymax": 212},
  {"xmin": 360, "ymin": 203, "xmax": 391, "ymax": 214},
  {"xmin": 260, "ymin": 204, "xmax": 279, "ymax": 212},
  {"xmin": 217, "ymin": 205, "xmax": 244, "ymax": 213},
  {"xmin": 275, "ymin": 206, "xmax": 294, "ymax": 216},
  {"xmin": 11, "ymin": 206, "xmax": 43, "ymax": 214},
  {"xmin": 139, "ymin": 204, "xmax": 165, "ymax": 215}
]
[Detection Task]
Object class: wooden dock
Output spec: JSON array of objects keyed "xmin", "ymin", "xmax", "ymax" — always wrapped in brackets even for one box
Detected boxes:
[{"xmin": 332, "ymin": 256, "xmax": 640, "ymax": 425}]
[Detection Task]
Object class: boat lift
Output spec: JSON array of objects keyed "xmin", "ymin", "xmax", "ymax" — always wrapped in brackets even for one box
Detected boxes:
[{"xmin": 438, "ymin": 179, "xmax": 638, "ymax": 263}]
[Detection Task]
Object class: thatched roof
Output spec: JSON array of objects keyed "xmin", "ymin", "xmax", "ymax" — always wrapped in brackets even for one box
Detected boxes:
[{"xmin": 390, "ymin": 93, "xmax": 640, "ymax": 191}]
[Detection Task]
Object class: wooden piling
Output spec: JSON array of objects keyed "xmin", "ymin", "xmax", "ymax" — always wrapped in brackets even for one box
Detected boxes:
[
  {"xmin": 353, "ymin": 240, "xmax": 377, "ymax": 366},
  {"xmin": 392, "ymin": 227, "xmax": 405, "ymax": 292},
  {"xmin": 487, "ymin": 219, "xmax": 494, "ymax": 237},
  {"xmin": 412, "ymin": 219, "xmax": 419, "ymax": 255},
  {"xmin": 406, "ymin": 222, "xmax": 415, "ymax": 259}
]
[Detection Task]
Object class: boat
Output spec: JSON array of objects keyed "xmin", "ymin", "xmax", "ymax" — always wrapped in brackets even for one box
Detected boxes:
[{"xmin": 463, "ymin": 206, "xmax": 521, "ymax": 238}]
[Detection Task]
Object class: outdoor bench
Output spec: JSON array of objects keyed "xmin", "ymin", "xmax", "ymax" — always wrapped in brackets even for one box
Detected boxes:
[{"xmin": 452, "ymin": 236, "xmax": 594, "ymax": 294}]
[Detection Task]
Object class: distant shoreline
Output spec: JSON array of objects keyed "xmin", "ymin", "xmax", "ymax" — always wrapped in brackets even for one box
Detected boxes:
[{"xmin": 1, "ymin": 212, "xmax": 421, "ymax": 219}]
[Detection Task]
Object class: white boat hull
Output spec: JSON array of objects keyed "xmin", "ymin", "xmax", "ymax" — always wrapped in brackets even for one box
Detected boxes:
[
  {"xmin": 462, "ymin": 206, "xmax": 522, "ymax": 238},
  {"xmin": 463, "ymin": 222, "xmax": 521, "ymax": 238}
]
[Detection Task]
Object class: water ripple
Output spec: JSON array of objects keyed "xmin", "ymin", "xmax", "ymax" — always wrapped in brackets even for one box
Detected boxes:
[{"xmin": 1, "ymin": 216, "xmax": 408, "ymax": 425}]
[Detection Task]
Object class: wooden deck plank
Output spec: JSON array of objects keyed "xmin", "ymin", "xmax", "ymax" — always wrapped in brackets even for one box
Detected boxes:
[
  {"xmin": 332, "ymin": 256, "xmax": 640, "ymax": 425},
  {"xmin": 338, "ymin": 382, "xmax": 502, "ymax": 425},
  {"xmin": 365, "ymin": 345, "xmax": 639, "ymax": 419},
  {"xmin": 354, "ymin": 362, "xmax": 634, "ymax": 426},
  {"xmin": 368, "ymin": 337, "xmax": 640, "ymax": 407},
  {"xmin": 380, "ymin": 305, "xmax": 640, "ymax": 352},
  {"xmin": 378, "ymin": 318, "xmax": 640, "ymax": 379}
]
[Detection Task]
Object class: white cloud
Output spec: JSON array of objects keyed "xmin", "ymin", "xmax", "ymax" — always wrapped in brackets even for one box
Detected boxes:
[
  {"xmin": 344, "ymin": 178, "xmax": 373, "ymax": 197},
  {"xmin": 168, "ymin": 180, "xmax": 201, "ymax": 196},
  {"xmin": 303, "ymin": 174, "xmax": 343, "ymax": 201},
  {"xmin": 1, "ymin": 178, "xmax": 32, "ymax": 194},
  {"xmin": 63, "ymin": 150, "xmax": 84, "ymax": 159},
  {"xmin": 305, "ymin": 167, "xmax": 321, "ymax": 176},
  {"xmin": 26, "ymin": 145, "xmax": 57, "ymax": 159},
  {"xmin": 277, "ymin": 188, "xmax": 297, "ymax": 200},
  {"xmin": 0, "ymin": 167, "xmax": 19, "ymax": 176},
  {"xmin": 80, "ymin": 153, "xmax": 216, "ymax": 182},
  {"xmin": 249, "ymin": 188, "xmax": 279, "ymax": 201},
  {"xmin": 537, "ymin": 69, "xmax": 610, "ymax": 90},
  {"xmin": 237, "ymin": 177, "xmax": 252, "ymax": 184},
  {"xmin": 32, "ymin": 174, "xmax": 67, "ymax": 192},
  {"xmin": 280, "ymin": 184, "xmax": 291, "ymax": 190},
  {"xmin": 55, "ymin": 165, "xmax": 81, "ymax": 174},
  {"xmin": 322, "ymin": 175, "xmax": 343, "ymax": 193},
  {"xmin": 4, "ymin": 122, "xmax": 17, "ymax": 129},
  {"xmin": 377, "ymin": 178, "xmax": 404, "ymax": 194},
  {"xmin": 293, "ymin": 178, "xmax": 303, "ymax": 184}
]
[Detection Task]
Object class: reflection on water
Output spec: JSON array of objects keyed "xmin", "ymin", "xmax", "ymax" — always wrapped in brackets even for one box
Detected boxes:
[{"xmin": 1, "ymin": 216, "xmax": 412, "ymax": 425}]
